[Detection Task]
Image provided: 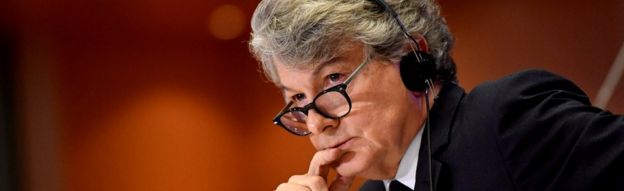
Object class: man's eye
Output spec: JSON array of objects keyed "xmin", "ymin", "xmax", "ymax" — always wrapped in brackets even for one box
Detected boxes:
[
  {"xmin": 292, "ymin": 93, "xmax": 306, "ymax": 101},
  {"xmin": 328, "ymin": 73, "xmax": 345, "ymax": 83}
]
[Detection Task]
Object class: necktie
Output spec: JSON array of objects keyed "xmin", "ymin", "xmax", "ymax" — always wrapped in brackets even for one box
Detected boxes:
[{"xmin": 390, "ymin": 180, "xmax": 412, "ymax": 191}]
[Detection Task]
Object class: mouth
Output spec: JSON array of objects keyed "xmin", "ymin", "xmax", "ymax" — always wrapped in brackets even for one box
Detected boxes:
[{"xmin": 327, "ymin": 137, "xmax": 354, "ymax": 150}]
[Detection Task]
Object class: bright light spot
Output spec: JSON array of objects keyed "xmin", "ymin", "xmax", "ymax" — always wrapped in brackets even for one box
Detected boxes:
[{"xmin": 208, "ymin": 4, "xmax": 245, "ymax": 40}]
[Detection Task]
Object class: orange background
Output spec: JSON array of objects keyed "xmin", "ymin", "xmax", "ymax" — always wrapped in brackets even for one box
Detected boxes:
[{"xmin": 2, "ymin": 0, "xmax": 623, "ymax": 190}]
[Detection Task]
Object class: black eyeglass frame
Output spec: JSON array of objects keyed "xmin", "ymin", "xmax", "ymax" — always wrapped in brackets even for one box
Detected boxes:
[{"xmin": 272, "ymin": 52, "xmax": 371, "ymax": 136}]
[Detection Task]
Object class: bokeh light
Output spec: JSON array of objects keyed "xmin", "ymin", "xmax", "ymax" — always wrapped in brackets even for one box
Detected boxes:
[{"xmin": 207, "ymin": 4, "xmax": 245, "ymax": 40}]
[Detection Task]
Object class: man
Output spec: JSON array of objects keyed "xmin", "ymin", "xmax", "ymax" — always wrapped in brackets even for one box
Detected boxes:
[{"xmin": 248, "ymin": 0, "xmax": 624, "ymax": 190}]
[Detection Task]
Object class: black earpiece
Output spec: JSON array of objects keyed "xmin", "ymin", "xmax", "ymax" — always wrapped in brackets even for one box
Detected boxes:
[{"xmin": 399, "ymin": 50, "xmax": 436, "ymax": 92}]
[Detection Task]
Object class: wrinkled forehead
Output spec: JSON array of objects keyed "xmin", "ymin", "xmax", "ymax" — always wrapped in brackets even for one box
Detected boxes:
[
  {"xmin": 270, "ymin": 54, "xmax": 327, "ymax": 89},
  {"xmin": 272, "ymin": 55, "xmax": 326, "ymax": 73},
  {"xmin": 270, "ymin": 42, "xmax": 365, "ymax": 85},
  {"xmin": 273, "ymin": 42, "xmax": 362, "ymax": 72},
  {"xmin": 280, "ymin": 41, "xmax": 362, "ymax": 67}
]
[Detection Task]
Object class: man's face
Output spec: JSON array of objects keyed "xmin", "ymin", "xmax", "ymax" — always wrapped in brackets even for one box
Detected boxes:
[{"xmin": 273, "ymin": 44, "xmax": 426, "ymax": 179}]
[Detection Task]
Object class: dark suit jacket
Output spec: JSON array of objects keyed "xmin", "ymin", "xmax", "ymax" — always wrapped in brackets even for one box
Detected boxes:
[{"xmin": 360, "ymin": 69, "xmax": 624, "ymax": 191}]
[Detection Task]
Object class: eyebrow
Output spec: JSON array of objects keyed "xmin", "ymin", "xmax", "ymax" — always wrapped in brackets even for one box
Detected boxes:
[
  {"xmin": 277, "ymin": 57, "xmax": 344, "ymax": 93},
  {"xmin": 312, "ymin": 56, "xmax": 343, "ymax": 76},
  {"xmin": 277, "ymin": 84, "xmax": 294, "ymax": 93}
]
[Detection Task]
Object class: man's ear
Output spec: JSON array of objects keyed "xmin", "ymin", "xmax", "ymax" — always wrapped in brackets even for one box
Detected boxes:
[
  {"xmin": 401, "ymin": 34, "xmax": 429, "ymax": 55},
  {"xmin": 414, "ymin": 34, "xmax": 429, "ymax": 53}
]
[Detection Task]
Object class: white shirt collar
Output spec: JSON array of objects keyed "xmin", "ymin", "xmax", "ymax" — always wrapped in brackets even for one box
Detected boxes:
[{"xmin": 382, "ymin": 127, "xmax": 424, "ymax": 191}]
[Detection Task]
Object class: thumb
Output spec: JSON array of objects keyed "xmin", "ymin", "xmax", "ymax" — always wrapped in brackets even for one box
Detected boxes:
[{"xmin": 329, "ymin": 175, "xmax": 355, "ymax": 191}]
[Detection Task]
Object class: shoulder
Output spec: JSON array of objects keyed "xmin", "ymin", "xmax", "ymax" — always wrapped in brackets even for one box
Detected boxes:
[
  {"xmin": 464, "ymin": 69, "xmax": 591, "ymax": 113},
  {"xmin": 471, "ymin": 69, "xmax": 588, "ymax": 101},
  {"xmin": 457, "ymin": 69, "xmax": 624, "ymax": 189}
]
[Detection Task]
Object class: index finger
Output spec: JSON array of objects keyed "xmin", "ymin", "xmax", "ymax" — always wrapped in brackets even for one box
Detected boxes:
[{"xmin": 307, "ymin": 148, "xmax": 342, "ymax": 178}]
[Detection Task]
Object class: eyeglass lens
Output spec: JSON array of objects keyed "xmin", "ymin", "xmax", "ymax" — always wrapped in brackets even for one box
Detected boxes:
[{"xmin": 279, "ymin": 91, "xmax": 350, "ymax": 134}]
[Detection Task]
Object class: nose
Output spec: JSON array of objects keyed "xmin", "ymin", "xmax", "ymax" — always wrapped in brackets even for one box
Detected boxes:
[{"xmin": 305, "ymin": 109, "xmax": 339, "ymax": 135}]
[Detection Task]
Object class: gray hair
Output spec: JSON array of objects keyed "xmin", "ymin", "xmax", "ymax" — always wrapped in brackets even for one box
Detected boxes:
[{"xmin": 249, "ymin": 0, "xmax": 456, "ymax": 84}]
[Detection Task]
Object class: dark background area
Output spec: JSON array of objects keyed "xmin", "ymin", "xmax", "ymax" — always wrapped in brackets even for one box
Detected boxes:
[{"xmin": 1, "ymin": 31, "xmax": 18, "ymax": 191}]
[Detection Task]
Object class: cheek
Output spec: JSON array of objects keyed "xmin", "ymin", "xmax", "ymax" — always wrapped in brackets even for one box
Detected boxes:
[
  {"xmin": 361, "ymin": 119, "xmax": 403, "ymax": 150},
  {"xmin": 351, "ymin": 93, "xmax": 410, "ymax": 145},
  {"xmin": 343, "ymin": 113, "xmax": 403, "ymax": 158},
  {"xmin": 345, "ymin": 66, "xmax": 412, "ymax": 146},
  {"xmin": 354, "ymin": 65, "xmax": 412, "ymax": 120}
]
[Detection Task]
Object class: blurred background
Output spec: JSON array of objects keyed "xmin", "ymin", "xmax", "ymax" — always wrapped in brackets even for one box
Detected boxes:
[{"xmin": 0, "ymin": 0, "xmax": 622, "ymax": 190}]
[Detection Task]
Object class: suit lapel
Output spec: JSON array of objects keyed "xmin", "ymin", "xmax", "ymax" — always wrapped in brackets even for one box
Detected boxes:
[
  {"xmin": 415, "ymin": 83, "xmax": 465, "ymax": 190},
  {"xmin": 359, "ymin": 180, "xmax": 385, "ymax": 191}
]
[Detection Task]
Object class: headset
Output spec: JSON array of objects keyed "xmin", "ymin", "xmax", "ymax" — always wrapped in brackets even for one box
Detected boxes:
[
  {"xmin": 368, "ymin": 0, "xmax": 436, "ymax": 191},
  {"xmin": 368, "ymin": 0, "xmax": 437, "ymax": 92}
]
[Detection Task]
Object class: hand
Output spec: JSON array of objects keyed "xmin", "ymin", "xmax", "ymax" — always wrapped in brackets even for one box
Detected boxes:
[{"xmin": 275, "ymin": 148, "xmax": 355, "ymax": 191}]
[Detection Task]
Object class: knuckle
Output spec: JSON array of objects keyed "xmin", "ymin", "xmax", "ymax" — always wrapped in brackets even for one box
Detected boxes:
[
  {"xmin": 288, "ymin": 175, "xmax": 301, "ymax": 182},
  {"xmin": 275, "ymin": 183, "xmax": 289, "ymax": 190},
  {"xmin": 310, "ymin": 176, "xmax": 325, "ymax": 185},
  {"xmin": 309, "ymin": 176, "xmax": 328, "ymax": 191}
]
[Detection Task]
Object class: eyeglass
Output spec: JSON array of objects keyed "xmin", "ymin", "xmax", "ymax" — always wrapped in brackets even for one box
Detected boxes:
[{"xmin": 272, "ymin": 52, "xmax": 372, "ymax": 136}]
